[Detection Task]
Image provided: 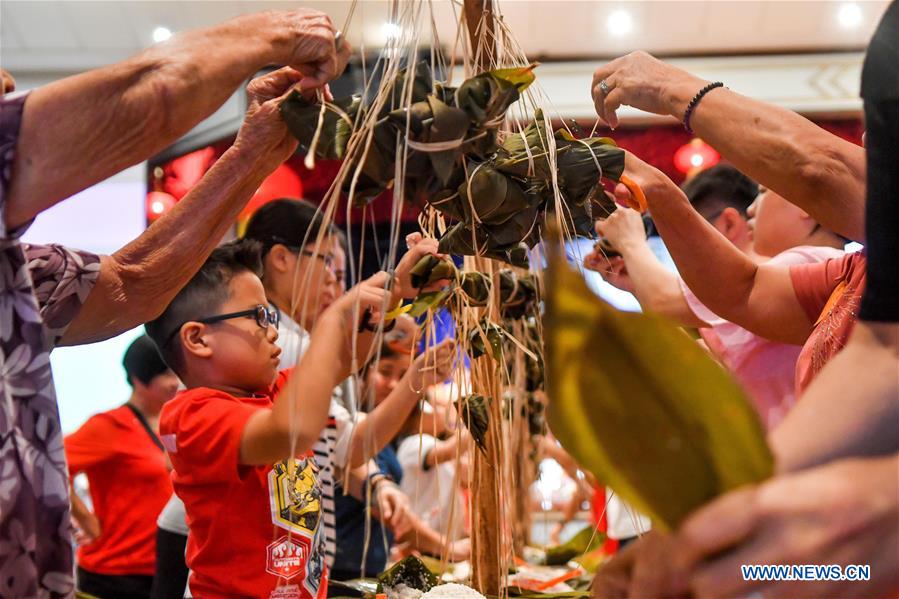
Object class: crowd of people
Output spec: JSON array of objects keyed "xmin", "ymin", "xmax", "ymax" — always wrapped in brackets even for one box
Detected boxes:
[{"xmin": 0, "ymin": 2, "xmax": 895, "ymax": 598}]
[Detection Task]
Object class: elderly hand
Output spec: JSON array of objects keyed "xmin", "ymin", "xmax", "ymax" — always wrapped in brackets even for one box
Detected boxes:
[
  {"xmin": 591, "ymin": 51, "xmax": 706, "ymax": 129},
  {"xmin": 232, "ymin": 67, "xmax": 308, "ymax": 170},
  {"xmin": 267, "ymin": 9, "xmax": 352, "ymax": 91},
  {"xmin": 411, "ymin": 338, "xmax": 456, "ymax": 388},
  {"xmin": 675, "ymin": 454, "xmax": 899, "ymax": 598}
]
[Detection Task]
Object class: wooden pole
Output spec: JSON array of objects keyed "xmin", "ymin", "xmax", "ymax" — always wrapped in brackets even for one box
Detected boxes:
[{"xmin": 461, "ymin": 3, "xmax": 514, "ymax": 596}]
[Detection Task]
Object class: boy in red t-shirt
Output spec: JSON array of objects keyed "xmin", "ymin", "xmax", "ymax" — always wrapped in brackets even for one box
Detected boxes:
[{"xmin": 146, "ymin": 238, "xmax": 443, "ymax": 598}]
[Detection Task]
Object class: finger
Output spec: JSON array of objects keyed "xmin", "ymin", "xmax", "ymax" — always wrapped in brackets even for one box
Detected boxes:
[
  {"xmin": 676, "ymin": 485, "xmax": 760, "ymax": 572},
  {"xmin": 365, "ymin": 271, "xmax": 391, "ymax": 287},
  {"xmin": 603, "ymin": 88, "xmax": 625, "ymax": 130},
  {"xmin": 595, "ymin": 218, "xmax": 608, "ymax": 236},
  {"xmin": 406, "ymin": 232, "xmax": 423, "ymax": 248},
  {"xmin": 591, "ymin": 62, "xmax": 616, "ymax": 99}
]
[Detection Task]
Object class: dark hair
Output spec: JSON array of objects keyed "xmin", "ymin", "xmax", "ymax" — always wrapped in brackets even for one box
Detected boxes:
[
  {"xmin": 681, "ymin": 164, "xmax": 758, "ymax": 222},
  {"xmin": 122, "ymin": 334, "xmax": 170, "ymax": 386},
  {"xmin": 243, "ymin": 198, "xmax": 336, "ymax": 258},
  {"xmin": 146, "ymin": 239, "xmax": 263, "ymax": 376}
]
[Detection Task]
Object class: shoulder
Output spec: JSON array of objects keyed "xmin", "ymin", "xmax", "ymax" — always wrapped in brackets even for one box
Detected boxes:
[
  {"xmin": 159, "ymin": 387, "xmax": 244, "ymax": 434},
  {"xmin": 22, "ymin": 242, "xmax": 101, "ymax": 344},
  {"xmin": 769, "ymin": 246, "xmax": 844, "ymax": 267}
]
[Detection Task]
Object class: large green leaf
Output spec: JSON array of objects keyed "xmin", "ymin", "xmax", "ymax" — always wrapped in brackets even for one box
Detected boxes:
[{"xmin": 543, "ymin": 250, "xmax": 773, "ymax": 531}]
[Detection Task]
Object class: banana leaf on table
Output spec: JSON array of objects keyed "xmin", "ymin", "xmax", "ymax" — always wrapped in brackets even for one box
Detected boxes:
[
  {"xmin": 543, "ymin": 247, "xmax": 773, "ymax": 531},
  {"xmin": 542, "ymin": 526, "xmax": 606, "ymax": 566}
]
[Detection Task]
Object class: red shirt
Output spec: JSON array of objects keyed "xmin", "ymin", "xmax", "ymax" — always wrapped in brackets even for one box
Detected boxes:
[
  {"xmin": 65, "ymin": 404, "xmax": 172, "ymax": 576},
  {"xmin": 159, "ymin": 371, "xmax": 329, "ymax": 599},
  {"xmin": 790, "ymin": 251, "xmax": 867, "ymax": 395}
]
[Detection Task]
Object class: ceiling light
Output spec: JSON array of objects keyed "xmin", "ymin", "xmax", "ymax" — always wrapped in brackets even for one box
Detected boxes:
[
  {"xmin": 606, "ymin": 9, "xmax": 634, "ymax": 36},
  {"xmin": 837, "ymin": 3, "xmax": 862, "ymax": 28},
  {"xmin": 381, "ymin": 22, "xmax": 402, "ymax": 40},
  {"xmin": 152, "ymin": 26, "xmax": 172, "ymax": 43}
]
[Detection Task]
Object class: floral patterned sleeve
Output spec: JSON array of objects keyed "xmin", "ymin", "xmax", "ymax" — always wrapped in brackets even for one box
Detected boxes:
[{"xmin": 23, "ymin": 243, "xmax": 101, "ymax": 347}]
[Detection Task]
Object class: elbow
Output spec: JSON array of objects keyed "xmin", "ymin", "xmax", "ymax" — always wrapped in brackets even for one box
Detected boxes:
[{"xmin": 121, "ymin": 55, "xmax": 203, "ymax": 147}]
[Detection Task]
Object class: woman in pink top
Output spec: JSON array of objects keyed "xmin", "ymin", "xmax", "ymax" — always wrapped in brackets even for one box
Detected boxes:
[{"xmin": 585, "ymin": 165, "xmax": 845, "ymax": 428}]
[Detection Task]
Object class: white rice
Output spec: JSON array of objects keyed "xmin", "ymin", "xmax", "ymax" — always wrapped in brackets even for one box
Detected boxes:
[{"xmin": 420, "ymin": 583, "xmax": 487, "ymax": 599}]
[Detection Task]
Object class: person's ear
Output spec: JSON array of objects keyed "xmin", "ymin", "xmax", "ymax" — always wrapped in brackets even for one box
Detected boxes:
[
  {"xmin": 716, "ymin": 207, "xmax": 748, "ymax": 240},
  {"xmin": 181, "ymin": 323, "xmax": 213, "ymax": 360},
  {"xmin": 266, "ymin": 245, "xmax": 293, "ymax": 274}
]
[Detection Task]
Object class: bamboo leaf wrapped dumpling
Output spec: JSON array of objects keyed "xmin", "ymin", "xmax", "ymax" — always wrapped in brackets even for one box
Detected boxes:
[
  {"xmin": 455, "ymin": 65, "xmax": 536, "ymax": 126},
  {"xmin": 279, "ymin": 92, "xmax": 361, "ymax": 160},
  {"xmin": 455, "ymin": 394, "xmax": 492, "ymax": 453}
]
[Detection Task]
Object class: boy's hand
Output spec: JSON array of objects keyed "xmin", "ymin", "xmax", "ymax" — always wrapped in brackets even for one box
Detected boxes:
[
  {"xmin": 410, "ymin": 338, "xmax": 456, "ymax": 388},
  {"xmin": 391, "ymin": 234, "xmax": 450, "ymax": 302}
]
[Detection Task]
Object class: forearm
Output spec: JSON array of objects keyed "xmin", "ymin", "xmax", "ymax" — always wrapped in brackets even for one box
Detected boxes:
[
  {"xmin": 645, "ymin": 177, "xmax": 810, "ymax": 343},
  {"xmin": 395, "ymin": 512, "xmax": 446, "ymax": 554},
  {"xmin": 6, "ymin": 12, "xmax": 289, "ymax": 228},
  {"xmin": 60, "ymin": 145, "xmax": 277, "ymax": 345},
  {"xmin": 348, "ymin": 371, "xmax": 421, "ymax": 467},
  {"xmin": 618, "ymin": 239, "xmax": 706, "ymax": 328},
  {"xmin": 771, "ymin": 322, "xmax": 899, "ymax": 473},
  {"xmin": 663, "ymin": 81, "xmax": 865, "ymax": 242},
  {"xmin": 242, "ymin": 318, "xmax": 347, "ymax": 464}
]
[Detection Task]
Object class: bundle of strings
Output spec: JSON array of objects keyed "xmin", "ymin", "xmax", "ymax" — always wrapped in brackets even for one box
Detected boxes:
[{"xmin": 278, "ymin": 1, "xmax": 591, "ymax": 592}]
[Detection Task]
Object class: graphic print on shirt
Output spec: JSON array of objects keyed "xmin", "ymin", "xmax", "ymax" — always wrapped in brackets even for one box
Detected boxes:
[{"xmin": 268, "ymin": 456, "xmax": 326, "ymax": 598}]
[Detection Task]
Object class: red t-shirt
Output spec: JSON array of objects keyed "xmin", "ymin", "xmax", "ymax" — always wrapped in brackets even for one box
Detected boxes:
[
  {"xmin": 159, "ymin": 371, "xmax": 329, "ymax": 599},
  {"xmin": 65, "ymin": 404, "xmax": 172, "ymax": 576},
  {"xmin": 790, "ymin": 251, "xmax": 867, "ymax": 395}
]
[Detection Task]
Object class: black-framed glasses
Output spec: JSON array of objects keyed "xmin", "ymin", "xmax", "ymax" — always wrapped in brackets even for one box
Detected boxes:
[
  {"xmin": 267, "ymin": 235, "xmax": 335, "ymax": 271},
  {"xmin": 163, "ymin": 304, "xmax": 279, "ymax": 347}
]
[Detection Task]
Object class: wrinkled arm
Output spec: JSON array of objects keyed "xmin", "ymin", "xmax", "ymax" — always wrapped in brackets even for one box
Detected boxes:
[
  {"xmin": 623, "ymin": 154, "xmax": 813, "ymax": 345},
  {"xmin": 60, "ymin": 145, "xmax": 274, "ymax": 345},
  {"xmin": 593, "ymin": 52, "xmax": 865, "ymax": 241},
  {"xmin": 5, "ymin": 13, "xmax": 290, "ymax": 229},
  {"xmin": 677, "ymin": 86, "xmax": 866, "ymax": 242}
]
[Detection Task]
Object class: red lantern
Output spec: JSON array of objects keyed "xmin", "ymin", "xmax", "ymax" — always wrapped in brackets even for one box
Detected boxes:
[
  {"xmin": 237, "ymin": 165, "xmax": 304, "ymax": 231},
  {"xmin": 674, "ymin": 138, "xmax": 720, "ymax": 176},
  {"xmin": 146, "ymin": 191, "xmax": 176, "ymax": 224}
]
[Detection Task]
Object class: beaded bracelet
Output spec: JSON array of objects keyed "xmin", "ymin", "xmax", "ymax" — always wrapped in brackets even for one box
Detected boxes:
[{"xmin": 683, "ymin": 81, "xmax": 724, "ymax": 134}]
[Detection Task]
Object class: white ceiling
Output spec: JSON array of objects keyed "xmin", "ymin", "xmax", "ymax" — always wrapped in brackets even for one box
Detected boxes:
[{"xmin": 1, "ymin": 1, "xmax": 890, "ymax": 73}]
